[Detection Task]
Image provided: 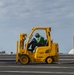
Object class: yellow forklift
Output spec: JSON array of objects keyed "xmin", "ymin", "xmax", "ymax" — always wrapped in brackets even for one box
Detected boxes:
[{"xmin": 16, "ymin": 27, "xmax": 59, "ymax": 64}]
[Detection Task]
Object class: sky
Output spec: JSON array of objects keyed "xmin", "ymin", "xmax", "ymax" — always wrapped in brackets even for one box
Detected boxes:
[{"xmin": 0, "ymin": 0, "xmax": 74, "ymax": 54}]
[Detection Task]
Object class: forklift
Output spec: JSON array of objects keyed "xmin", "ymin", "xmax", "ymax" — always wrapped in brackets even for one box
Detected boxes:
[{"xmin": 16, "ymin": 27, "xmax": 59, "ymax": 64}]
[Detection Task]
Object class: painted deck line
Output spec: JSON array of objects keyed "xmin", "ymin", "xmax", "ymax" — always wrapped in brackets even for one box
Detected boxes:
[
  {"xmin": 0, "ymin": 65, "xmax": 74, "ymax": 69},
  {"xmin": 0, "ymin": 71, "xmax": 74, "ymax": 74}
]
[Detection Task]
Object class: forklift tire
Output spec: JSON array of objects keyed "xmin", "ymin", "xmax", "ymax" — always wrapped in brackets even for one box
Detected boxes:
[
  {"xmin": 45, "ymin": 57, "xmax": 53, "ymax": 64},
  {"xmin": 20, "ymin": 54, "xmax": 30, "ymax": 65}
]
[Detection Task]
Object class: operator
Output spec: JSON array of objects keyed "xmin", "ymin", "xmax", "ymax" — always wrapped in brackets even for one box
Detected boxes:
[{"xmin": 28, "ymin": 33, "xmax": 45, "ymax": 52}]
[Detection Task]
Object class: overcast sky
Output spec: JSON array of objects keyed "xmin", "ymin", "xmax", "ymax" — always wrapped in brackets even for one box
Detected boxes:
[{"xmin": 0, "ymin": 0, "xmax": 74, "ymax": 54}]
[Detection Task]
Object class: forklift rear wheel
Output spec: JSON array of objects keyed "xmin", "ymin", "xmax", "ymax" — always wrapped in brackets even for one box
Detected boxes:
[
  {"xmin": 46, "ymin": 57, "xmax": 53, "ymax": 64},
  {"xmin": 20, "ymin": 54, "xmax": 30, "ymax": 65}
]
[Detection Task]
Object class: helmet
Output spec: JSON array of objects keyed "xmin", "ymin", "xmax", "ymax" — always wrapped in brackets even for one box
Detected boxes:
[{"xmin": 35, "ymin": 33, "xmax": 40, "ymax": 38}]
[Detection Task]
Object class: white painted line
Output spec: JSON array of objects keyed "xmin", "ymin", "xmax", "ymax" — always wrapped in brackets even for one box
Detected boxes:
[
  {"xmin": 0, "ymin": 59, "xmax": 15, "ymax": 60},
  {"xmin": 0, "ymin": 66, "xmax": 74, "ymax": 69},
  {"xmin": 59, "ymin": 59, "xmax": 74, "ymax": 60},
  {"xmin": 60, "ymin": 56, "xmax": 74, "ymax": 57},
  {"xmin": 0, "ymin": 59, "xmax": 74, "ymax": 60},
  {"xmin": 0, "ymin": 71, "xmax": 74, "ymax": 74}
]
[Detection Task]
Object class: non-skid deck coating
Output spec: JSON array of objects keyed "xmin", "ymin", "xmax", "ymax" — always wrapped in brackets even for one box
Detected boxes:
[{"xmin": 0, "ymin": 54, "xmax": 74, "ymax": 75}]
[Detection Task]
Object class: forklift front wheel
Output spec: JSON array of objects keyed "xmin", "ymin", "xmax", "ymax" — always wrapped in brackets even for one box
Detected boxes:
[
  {"xmin": 20, "ymin": 54, "xmax": 30, "ymax": 65},
  {"xmin": 45, "ymin": 57, "xmax": 53, "ymax": 64}
]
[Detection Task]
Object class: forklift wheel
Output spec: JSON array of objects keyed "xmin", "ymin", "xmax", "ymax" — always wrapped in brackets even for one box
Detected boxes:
[
  {"xmin": 45, "ymin": 57, "xmax": 53, "ymax": 64},
  {"xmin": 20, "ymin": 54, "xmax": 30, "ymax": 65}
]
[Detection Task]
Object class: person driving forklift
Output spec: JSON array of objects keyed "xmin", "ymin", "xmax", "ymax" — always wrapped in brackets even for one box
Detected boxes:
[{"xmin": 28, "ymin": 33, "xmax": 45, "ymax": 52}]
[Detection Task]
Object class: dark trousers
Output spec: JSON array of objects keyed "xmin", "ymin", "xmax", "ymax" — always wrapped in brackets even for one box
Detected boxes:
[{"xmin": 28, "ymin": 38, "xmax": 42, "ymax": 52}]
